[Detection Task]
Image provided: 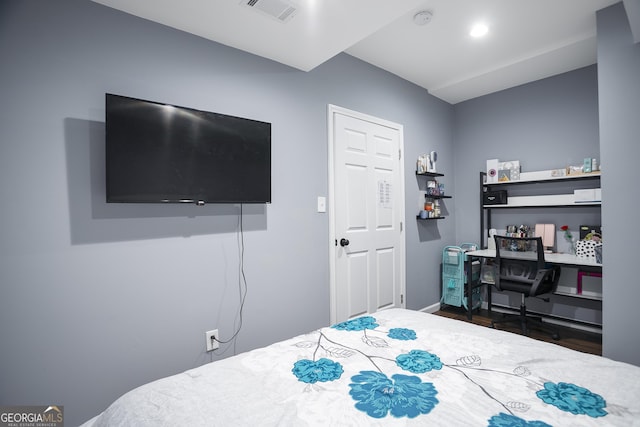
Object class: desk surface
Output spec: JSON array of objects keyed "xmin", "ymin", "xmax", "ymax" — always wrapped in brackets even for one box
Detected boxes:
[{"xmin": 466, "ymin": 249, "xmax": 602, "ymax": 268}]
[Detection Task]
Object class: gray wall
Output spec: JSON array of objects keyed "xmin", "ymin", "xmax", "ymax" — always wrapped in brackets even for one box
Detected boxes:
[
  {"xmin": 3, "ymin": 1, "xmax": 638, "ymax": 424},
  {"xmin": 597, "ymin": 2, "xmax": 640, "ymax": 365},
  {"xmin": 452, "ymin": 66, "xmax": 603, "ymax": 324},
  {"xmin": 453, "ymin": 65, "xmax": 601, "ymax": 242},
  {"xmin": 0, "ymin": 1, "xmax": 454, "ymax": 425}
]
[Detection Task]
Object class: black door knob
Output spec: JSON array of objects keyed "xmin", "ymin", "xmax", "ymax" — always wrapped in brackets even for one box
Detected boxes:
[{"xmin": 340, "ymin": 238, "xmax": 350, "ymax": 247}]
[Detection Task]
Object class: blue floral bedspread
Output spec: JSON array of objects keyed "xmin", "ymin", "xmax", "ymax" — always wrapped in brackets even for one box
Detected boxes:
[{"xmin": 86, "ymin": 309, "xmax": 640, "ymax": 427}]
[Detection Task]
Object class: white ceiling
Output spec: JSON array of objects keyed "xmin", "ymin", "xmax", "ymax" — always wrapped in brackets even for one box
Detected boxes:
[{"xmin": 92, "ymin": 0, "xmax": 619, "ymax": 104}]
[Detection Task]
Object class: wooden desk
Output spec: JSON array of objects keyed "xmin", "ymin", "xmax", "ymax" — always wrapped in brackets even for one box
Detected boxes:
[{"xmin": 462, "ymin": 250, "xmax": 602, "ymax": 320}]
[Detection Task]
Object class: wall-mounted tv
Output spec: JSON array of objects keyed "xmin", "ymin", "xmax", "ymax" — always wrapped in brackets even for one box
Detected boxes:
[{"xmin": 105, "ymin": 93, "xmax": 271, "ymax": 204}]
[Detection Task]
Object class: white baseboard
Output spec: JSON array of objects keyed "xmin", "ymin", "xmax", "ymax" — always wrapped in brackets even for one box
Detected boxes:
[
  {"xmin": 420, "ymin": 301, "xmax": 602, "ymax": 335},
  {"xmin": 419, "ymin": 302, "xmax": 441, "ymax": 314},
  {"xmin": 490, "ymin": 305, "xmax": 602, "ymax": 335}
]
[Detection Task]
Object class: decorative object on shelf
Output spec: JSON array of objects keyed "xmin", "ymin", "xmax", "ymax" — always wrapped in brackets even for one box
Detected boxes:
[
  {"xmin": 576, "ymin": 239, "xmax": 599, "ymax": 258},
  {"xmin": 423, "ymin": 195, "xmax": 434, "ymax": 216},
  {"xmin": 550, "ymin": 168, "xmax": 567, "ymax": 177},
  {"xmin": 486, "ymin": 159, "xmax": 499, "ymax": 183},
  {"xmin": 579, "ymin": 225, "xmax": 602, "ymax": 241},
  {"xmin": 519, "ymin": 168, "xmax": 600, "ymax": 181},
  {"xmin": 416, "ymin": 152, "xmax": 438, "ymax": 174},
  {"xmin": 500, "ymin": 225, "xmax": 533, "ymax": 251},
  {"xmin": 535, "ymin": 224, "xmax": 555, "ymax": 253},
  {"xmin": 426, "ymin": 180, "xmax": 440, "ymax": 196},
  {"xmin": 566, "ymin": 158, "xmax": 599, "ymax": 175},
  {"xmin": 576, "ymin": 226, "xmax": 602, "ymax": 259},
  {"xmin": 429, "ymin": 151, "xmax": 437, "ymax": 172},
  {"xmin": 595, "ymin": 244, "xmax": 603, "ymax": 263},
  {"xmin": 566, "ymin": 164, "xmax": 583, "ymax": 175},
  {"xmin": 498, "ymin": 160, "xmax": 520, "ymax": 181},
  {"xmin": 486, "ymin": 159, "xmax": 521, "ymax": 182},
  {"xmin": 416, "ymin": 154, "xmax": 429, "ymax": 174},
  {"xmin": 560, "ymin": 225, "xmax": 575, "ymax": 255}
]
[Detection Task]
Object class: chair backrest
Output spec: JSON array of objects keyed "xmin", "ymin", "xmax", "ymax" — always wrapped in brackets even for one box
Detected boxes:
[{"xmin": 493, "ymin": 236, "xmax": 553, "ymax": 294}]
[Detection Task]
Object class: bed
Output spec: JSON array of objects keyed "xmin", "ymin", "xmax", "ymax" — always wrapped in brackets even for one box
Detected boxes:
[{"xmin": 81, "ymin": 308, "xmax": 640, "ymax": 426}]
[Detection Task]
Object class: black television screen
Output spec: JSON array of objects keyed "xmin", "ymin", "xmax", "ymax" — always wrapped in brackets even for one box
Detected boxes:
[{"xmin": 105, "ymin": 93, "xmax": 271, "ymax": 204}]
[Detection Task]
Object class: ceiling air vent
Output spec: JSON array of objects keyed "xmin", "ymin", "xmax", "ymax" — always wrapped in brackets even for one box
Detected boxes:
[{"xmin": 240, "ymin": 0, "xmax": 297, "ymax": 23}]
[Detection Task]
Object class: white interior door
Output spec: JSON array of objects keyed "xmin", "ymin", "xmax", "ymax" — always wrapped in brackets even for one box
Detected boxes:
[{"xmin": 328, "ymin": 105, "xmax": 405, "ymax": 324}]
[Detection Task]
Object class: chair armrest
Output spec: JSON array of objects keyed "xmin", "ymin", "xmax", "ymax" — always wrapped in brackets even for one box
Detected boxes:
[
  {"xmin": 529, "ymin": 266, "xmax": 561, "ymax": 295},
  {"xmin": 529, "ymin": 268, "xmax": 553, "ymax": 295}
]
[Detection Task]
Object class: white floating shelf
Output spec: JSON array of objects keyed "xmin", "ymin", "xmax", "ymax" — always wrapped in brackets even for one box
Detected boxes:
[
  {"xmin": 484, "ymin": 194, "xmax": 601, "ymax": 208},
  {"xmin": 486, "ymin": 170, "xmax": 601, "ymax": 185}
]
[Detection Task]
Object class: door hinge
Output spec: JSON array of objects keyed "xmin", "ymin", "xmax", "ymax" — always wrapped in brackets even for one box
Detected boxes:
[
  {"xmin": 398, "ymin": 149, "xmax": 402, "ymax": 160},
  {"xmin": 400, "ymin": 222, "xmax": 403, "ymax": 232},
  {"xmin": 401, "ymin": 294, "xmax": 404, "ymax": 304}
]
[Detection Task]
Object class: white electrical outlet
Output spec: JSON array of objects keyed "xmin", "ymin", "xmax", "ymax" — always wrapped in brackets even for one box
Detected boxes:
[{"xmin": 205, "ymin": 329, "xmax": 219, "ymax": 351}]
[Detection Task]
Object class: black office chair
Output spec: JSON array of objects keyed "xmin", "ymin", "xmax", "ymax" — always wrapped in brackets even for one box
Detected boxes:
[{"xmin": 491, "ymin": 236, "xmax": 561, "ymax": 340}]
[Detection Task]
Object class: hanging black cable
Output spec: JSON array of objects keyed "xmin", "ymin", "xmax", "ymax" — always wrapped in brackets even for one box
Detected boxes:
[{"xmin": 215, "ymin": 204, "xmax": 248, "ymax": 350}]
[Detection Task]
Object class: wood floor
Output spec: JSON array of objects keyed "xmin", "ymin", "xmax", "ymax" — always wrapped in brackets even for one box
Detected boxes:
[{"xmin": 434, "ymin": 306, "xmax": 602, "ymax": 356}]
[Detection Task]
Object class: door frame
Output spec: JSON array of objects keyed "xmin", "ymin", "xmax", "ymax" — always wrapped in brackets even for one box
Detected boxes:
[{"xmin": 327, "ymin": 104, "xmax": 406, "ymax": 324}]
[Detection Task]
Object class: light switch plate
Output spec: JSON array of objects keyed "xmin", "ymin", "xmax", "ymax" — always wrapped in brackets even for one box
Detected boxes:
[{"xmin": 317, "ymin": 196, "xmax": 326, "ymax": 213}]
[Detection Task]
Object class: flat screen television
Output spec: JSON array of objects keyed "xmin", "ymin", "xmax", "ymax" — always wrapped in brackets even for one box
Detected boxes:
[{"xmin": 105, "ymin": 93, "xmax": 271, "ymax": 204}]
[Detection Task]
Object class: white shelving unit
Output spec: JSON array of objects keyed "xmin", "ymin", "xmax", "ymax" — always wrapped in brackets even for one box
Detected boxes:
[
  {"xmin": 479, "ymin": 170, "xmax": 602, "ymax": 301},
  {"xmin": 486, "ymin": 194, "xmax": 600, "ymax": 208},
  {"xmin": 480, "ymin": 171, "xmax": 602, "ymax": 244},
  {"xmin": 482, "ymin": 171, "xmax": 601, "ymax": 208}
]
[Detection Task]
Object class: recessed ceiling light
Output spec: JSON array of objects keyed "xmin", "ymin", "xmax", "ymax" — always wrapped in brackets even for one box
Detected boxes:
[{"xmin": 470, "ymin": 23, "xmax": 489, "ymax": 38}]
